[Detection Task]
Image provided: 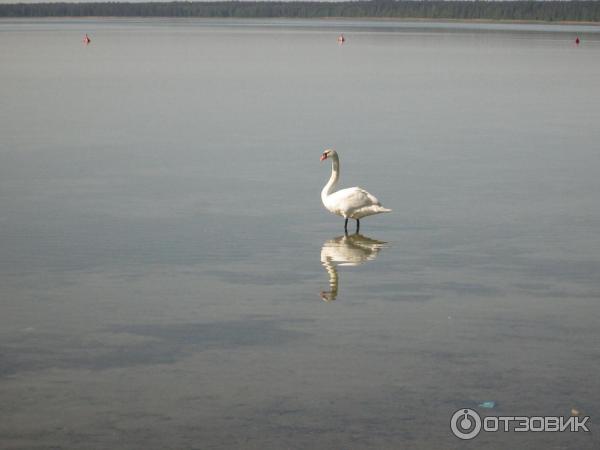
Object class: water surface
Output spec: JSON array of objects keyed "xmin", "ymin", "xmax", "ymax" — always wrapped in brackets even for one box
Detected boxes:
[{"xmin": 1, "ymin": 18, "xmax": 600, "ymax": 449}]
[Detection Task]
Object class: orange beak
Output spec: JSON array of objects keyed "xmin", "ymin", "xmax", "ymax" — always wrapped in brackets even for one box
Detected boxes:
[{"xmin": 320, "ymin": 153, "xmax": 328, "ymax": 161}]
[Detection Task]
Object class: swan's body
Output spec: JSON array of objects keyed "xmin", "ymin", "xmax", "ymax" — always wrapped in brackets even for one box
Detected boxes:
[{"xmin": 320, "ymin": 149, "xmax": 390, "ymax": 232}]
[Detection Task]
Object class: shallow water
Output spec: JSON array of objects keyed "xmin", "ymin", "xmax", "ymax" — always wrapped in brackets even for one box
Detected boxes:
[{"xmin": 1, "ymin": 18, "xmax": 600, "ymax": 449}]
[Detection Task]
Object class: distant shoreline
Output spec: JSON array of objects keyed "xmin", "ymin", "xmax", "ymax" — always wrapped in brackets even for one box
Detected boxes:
[
  {"xmin": 326, "ymin": 17, "xmax": 600, "ymax": 26},
  {"xmin": 2, "ymin": 1, "xmax": 599, "ymax": 22},
  {"xmin": 1, "ymin": 16, "xmax": 599, "ymax": 27}
]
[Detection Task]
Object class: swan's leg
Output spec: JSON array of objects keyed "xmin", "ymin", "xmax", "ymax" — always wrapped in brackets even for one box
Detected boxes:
[
  {"xmin": 344, "ymin": 218, "xmax": 349, "ymax": 233},
  {"xmin": 356, "ymin": 219, "xmax": 360, "ymax": 233}
]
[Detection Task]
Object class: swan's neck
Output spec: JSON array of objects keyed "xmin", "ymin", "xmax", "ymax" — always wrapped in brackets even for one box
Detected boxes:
[{"xmin": 321, "ymin": 154, "xmax": 340, "ymax": 202}]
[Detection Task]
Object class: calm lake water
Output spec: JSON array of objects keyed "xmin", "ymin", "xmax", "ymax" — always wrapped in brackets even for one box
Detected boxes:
[{"xmin": 1, "ymin": 18, "xmax": 600, "ymax": 449}]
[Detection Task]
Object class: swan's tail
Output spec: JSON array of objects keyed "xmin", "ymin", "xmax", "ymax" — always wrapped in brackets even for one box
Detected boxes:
[{"xmin": 354, "ymin": 205, "xmax": 391, "ymax": 218}]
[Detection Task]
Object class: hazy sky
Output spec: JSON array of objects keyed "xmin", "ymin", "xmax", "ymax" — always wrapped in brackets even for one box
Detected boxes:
[
  {"xmin": 0, "ymin": 0, "xmax": 405, "ymax": 4},
  {"xmin": 0, "ymin": 0, "xmax": 330, "ymax": 4},
  {"xmin": 0, "ymin": 1, "xmax": 565, "ymax": 8},
  {"xmin": 1, "ymin": 0, "xmax": 333, "ymax": 4},
  {"xmin": 0, "ymin": 0, "xmax": 563, "ymax": 4}
]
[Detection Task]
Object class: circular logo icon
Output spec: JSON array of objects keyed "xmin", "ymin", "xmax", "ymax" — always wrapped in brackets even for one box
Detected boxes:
[{"xmin": 450, "ymin": 408, "xmax": 482, "ymax": 440}]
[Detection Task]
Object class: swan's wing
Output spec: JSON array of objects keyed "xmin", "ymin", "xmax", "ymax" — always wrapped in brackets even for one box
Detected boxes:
[{"xmin": 327, "ymin": 187, "xmax": 381, "ymax": 213}]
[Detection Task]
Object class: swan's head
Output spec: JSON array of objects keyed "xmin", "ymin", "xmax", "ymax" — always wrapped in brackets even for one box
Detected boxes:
[{"xmin": 320, "ymin": 148, "xmax": 336, "ymax": 161}]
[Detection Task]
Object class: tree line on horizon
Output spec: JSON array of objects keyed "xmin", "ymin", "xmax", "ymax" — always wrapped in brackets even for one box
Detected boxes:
[{"xmin": 1, "ymin": 1, "xmax": 599, "ymax": 22}]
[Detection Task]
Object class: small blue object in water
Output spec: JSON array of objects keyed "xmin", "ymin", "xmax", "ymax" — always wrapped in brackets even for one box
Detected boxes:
[{"xmin": 479, "ymin": 401, "xmax": 496, "ymax": 409}]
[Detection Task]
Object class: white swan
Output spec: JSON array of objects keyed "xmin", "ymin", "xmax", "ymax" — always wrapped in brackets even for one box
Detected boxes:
[{"xmin": 320, "ymin": 149, "xmax": 391, "ymax": 233}]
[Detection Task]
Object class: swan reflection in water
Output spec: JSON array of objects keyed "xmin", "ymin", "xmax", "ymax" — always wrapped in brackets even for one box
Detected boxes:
[{"xmin": 320, "ymin": 233, "xmax": 387, "ymax": 301}]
